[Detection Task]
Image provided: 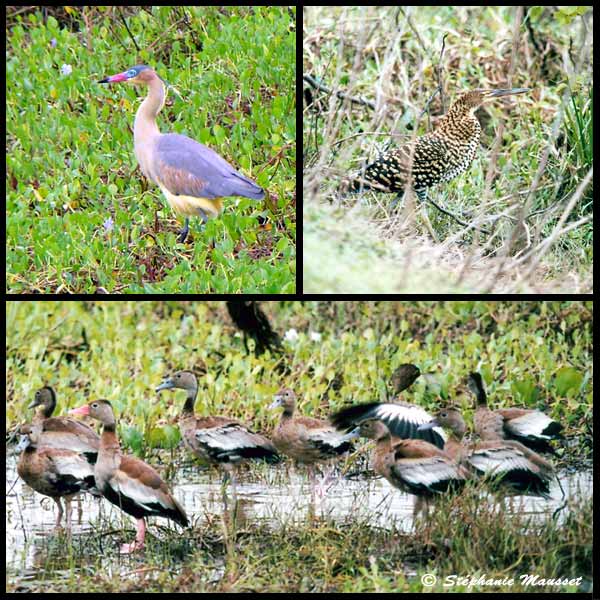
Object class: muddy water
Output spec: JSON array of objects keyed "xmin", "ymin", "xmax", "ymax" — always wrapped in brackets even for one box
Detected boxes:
[{"xmin": 6, "ymin": 452, "xmax": 593, "ymax": 575}]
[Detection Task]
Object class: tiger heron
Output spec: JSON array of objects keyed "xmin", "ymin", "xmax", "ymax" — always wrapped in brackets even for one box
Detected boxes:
[
  {"xmin": 348, "ymin": 87, "xmax": 531, "ymax": 229},
  {"xmin": 98, "ymin": 65, "xmax": 264, "ymax": 243}
]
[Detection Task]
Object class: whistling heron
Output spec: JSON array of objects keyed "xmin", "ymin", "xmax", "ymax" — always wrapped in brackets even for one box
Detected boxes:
[{"xmin": 98, "ymin": 65, "xmax": 264, "ymax": 243}]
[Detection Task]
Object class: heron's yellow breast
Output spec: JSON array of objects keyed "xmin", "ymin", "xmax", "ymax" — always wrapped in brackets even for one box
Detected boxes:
[{"xmin": 158, "ymin": 185, "xmax": 224, "ymax": 217}]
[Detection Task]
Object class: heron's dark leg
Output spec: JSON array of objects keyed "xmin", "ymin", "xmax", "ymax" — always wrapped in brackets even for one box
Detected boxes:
[
  {"xmin": 193, "ymin": 209, "xmax": 210, "ymax": 240},
  {"xmin": 197, "ymin": 209, "xmax": 209, "ymax": 225},
  {"xmin": 177, "ymin": 217, "xmax": 189, "ymax": 243}
]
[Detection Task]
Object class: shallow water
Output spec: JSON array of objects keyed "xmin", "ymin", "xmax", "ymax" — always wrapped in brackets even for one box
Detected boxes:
[{"xmin": 6, "ymin": 452, "xmax": 593, "ymax": 576}]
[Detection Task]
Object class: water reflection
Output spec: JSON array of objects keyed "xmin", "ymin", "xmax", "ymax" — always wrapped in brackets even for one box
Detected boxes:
[{"xmin": 6, "ymin": 453, "xmax": 593, "ymax": 573}]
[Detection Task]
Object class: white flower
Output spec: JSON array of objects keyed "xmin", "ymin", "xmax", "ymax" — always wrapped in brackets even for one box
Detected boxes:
[{"xmin": 284, "ymin": 328, "xmax": 299, "ymax": 342}]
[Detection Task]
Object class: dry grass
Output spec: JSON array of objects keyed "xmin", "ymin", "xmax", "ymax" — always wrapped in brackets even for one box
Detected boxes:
[{"xmin": 303, "ymin": 6, "xmax": 593, "ymax": 294}]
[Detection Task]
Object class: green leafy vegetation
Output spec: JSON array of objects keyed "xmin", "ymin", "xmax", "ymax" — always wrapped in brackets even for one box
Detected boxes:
[{"xmin": 6, "ymin": 6, "xmax": 296, "ymax": 293}]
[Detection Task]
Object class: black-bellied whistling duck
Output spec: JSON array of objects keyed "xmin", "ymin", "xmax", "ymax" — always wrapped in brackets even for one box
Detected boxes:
[
  {"xmin": 28, "ymin": 386, "xmax": 100, "ymax": 462},
  {"xmin": 269, "ymin": 388, "xmax": 358, "ymax": 498},
  {"xmin": 468, "ymin": 373, "xmax": 563, "ymax": 454},
  {"xmin": 330, "ymin": 399, "xmax": 446, "ymax": 449},
  {"xmin": 16, "ymin": 422, "xmax": 97, "ymax": 528},
  {"xmin": 226, "ymin": 301, "xmax": 282, "ymax": 355},
  {"xmin": 419, "ymin": 407, "xmax": 554, "ymax": 498},
  {"xmin": 70, "ymin": 400, "xmax": 188, "ymax": 553},
  {"xmin": 389, "ymin": 363, "xmax": 421, "ymax": 398},
  {"xmin": 156, "ymin": 370, "xmax": 280, "ymax": 494},
  {"xmin": 357, "ymin": 419, "xmax": 468, "ymax": 520}
]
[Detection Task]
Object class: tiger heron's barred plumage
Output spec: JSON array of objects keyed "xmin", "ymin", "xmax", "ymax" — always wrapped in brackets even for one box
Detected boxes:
[{"xmin": 352, "ymin": 88, "xmax": 531, "ymax": 204}]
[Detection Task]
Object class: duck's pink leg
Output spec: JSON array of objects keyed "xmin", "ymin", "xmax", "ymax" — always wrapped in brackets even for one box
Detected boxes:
[{"xmin": 120, "ymin": 519, "xmax": 146, "ymax": 554}]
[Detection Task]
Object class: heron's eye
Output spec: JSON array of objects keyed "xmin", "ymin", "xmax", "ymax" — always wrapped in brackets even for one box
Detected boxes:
[{"xmin": 127, "ymin": 69, "xmax": 137, "ymax": 77}]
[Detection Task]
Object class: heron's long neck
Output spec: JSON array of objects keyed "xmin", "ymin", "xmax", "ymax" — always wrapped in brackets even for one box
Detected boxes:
[
  {"xmin": 134, "ymin": 77, "xmax": 164, "ymax": 145},
  {"xmin": 133, "ymin": 77, "xmax": 165, "ymax": 180}
]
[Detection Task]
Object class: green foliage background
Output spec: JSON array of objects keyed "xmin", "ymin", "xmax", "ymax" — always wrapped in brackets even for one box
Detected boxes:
[
  {"xmin": 6, "ymin": 6, "xmax": 296, "ymax": 293},
  {"xmin": 7, "ymin": 300, "xmax": 591, "ymax": 454}
]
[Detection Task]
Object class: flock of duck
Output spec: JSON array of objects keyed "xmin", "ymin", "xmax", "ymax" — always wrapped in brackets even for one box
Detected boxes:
[{"xmin": 14, "ymin": 365, "xmax": 563, "ymax": 553}]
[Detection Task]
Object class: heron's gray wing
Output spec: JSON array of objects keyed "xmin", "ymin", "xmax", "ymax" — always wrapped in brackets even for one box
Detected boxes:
[{"xmin": 154, "ymin": 133, "xmax": 264, "ymax": 200}]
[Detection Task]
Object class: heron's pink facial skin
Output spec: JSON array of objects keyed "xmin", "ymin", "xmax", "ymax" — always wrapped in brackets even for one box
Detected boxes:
[{"xmin": 105, "ymin": 72, "xmax": 130, "ymax": 83}]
